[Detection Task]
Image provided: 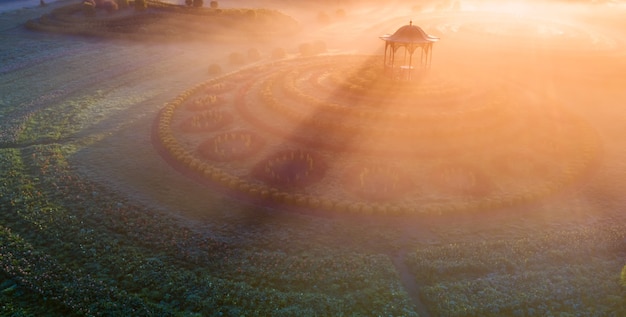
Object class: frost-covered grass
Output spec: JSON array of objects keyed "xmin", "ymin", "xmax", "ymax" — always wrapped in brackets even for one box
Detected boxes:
[
  {"xmin": 407, "ymin": 229, "xmax": 626, "ymax": 316},
  {"xmin": 1, "ymin": 1, "xmax": 625, "ymax": 316},
  {"xmin": 0, "ymin": 17, "xmax": 418, "ymax": 317},
  {"xmin": 0, "ymin": 143, "xmax": 417, "ymax": 316}
]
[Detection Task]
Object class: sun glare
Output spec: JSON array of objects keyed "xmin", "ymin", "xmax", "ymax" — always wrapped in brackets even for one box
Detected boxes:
[
  {"xmin": 468, "ymin": 1, "xmax": 533, "ymax": 17},
  {"xmin": 2, "ymin": 0, "xmax": 626, "ymax": 315}
]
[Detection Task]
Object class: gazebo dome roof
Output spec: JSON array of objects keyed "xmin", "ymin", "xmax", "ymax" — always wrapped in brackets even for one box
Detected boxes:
[{"xmin": 380, "ymin": 21, "xmax": 439, "ymax": 44}]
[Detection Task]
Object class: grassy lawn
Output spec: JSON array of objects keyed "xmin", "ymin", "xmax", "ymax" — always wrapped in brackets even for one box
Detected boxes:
[{"xmin": 1, "ymin": 1, "xmax": 626, "ymax": 316}]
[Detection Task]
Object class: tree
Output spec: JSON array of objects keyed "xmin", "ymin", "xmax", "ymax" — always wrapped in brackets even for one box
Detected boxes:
[
  {"xmin": 134, "ymin": 0, "xmax": 147, "ymax": 11},
  {"xmin": 116, "ymin": 0, "xmax": 129, "ymax": 9},
  {"xmin": 83, "ymin": 0, "xmax": 96, "ymax": 17}
]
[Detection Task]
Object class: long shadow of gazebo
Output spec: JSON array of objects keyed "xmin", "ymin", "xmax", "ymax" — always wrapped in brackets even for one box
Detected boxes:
[{"xmin": 380, "ymin": 21, "xmax": 439, "ymax": 80}]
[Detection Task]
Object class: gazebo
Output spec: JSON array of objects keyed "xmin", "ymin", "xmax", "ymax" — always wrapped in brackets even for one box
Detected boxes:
[{"xmin": 379, "ymin": 21, "xmax": 439, "ymax": 79}]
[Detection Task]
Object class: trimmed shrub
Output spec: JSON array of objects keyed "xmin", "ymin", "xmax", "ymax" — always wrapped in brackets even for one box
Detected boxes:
[
  {"xmin": 193, "ymin": 0, "xmax": 203, "ymax": 7},
  {"xmin": 245, "ymin": 9, "xmax": 257, "ymax": 20},
  {"xmin": 299, "ymin": 41, "xmax": 326, "ymax": 57},
  {"xmin": 208, "ymin": 63, "xmax": 222, "ymax": 75},
  {"xmin": 185, "ymin": 0, "xmax": 192, "ymax": 6},
  {"xmin": 312, "ymin": 40, "xmax": 327, "ymax": 54},
  {"xmin": 247, "ymin": 48, "xmax": 261, "ymax": 62},
  {"xmin": 210, "ymin": 0, "xmax": 218, "ymax": 8},
  {"xmin": 317, "ymin": 11, "xmax": 330, "ymax": 24},
  {"xmin": 298, "ymin": 43, "xmax": 314, "ymax": 57},
  {"xmin": 101, "ymin": 0, "xmax": 118, "ymax": 13},
  {"xmin": 271, "ymin": 47, "xmax": 286, "ymax": 60},
  {"xmin": 228, "ymin": 52, "xmax": 245, "ymax": 65}
]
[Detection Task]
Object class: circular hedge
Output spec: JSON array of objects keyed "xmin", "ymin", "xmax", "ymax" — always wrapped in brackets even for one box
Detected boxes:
[
  {"xmin": 252, "ymin": 149, "xmax": 327, "ymax": 190},
  {"xmin": 198, "ymin": 130, "xmax": 264, "ymax": 161},
  {"xmin": 343, "ymin": 164, "xmax": 413, "ymax": 202},
  {"xmin": 155, "ymin": 55, "xmax": 598, "ymax": 216},
  {"xmin": 179, "ymin": 110, "xmax": 232, "ymax": 133}
]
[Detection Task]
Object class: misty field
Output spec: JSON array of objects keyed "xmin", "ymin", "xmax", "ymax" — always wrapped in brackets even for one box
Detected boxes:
[{"xmin": 1, "ymin": 0, "xmax": 626, "ymax": 316}]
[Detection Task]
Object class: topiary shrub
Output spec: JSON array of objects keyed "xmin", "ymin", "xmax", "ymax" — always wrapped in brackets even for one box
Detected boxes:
[
  {"xmin": 228, "ymin": 52, "xmax": 245, "ymax": 65},
  {"xmin": 335, "ymin": 8, "xmax": 346, "ymax": 19},
  {"xmin": 299, "ymin": 41, "xmax": 326, "ymax": 57},
  {"xmin": 317, "ymin": 11, "xmax": 330, "ymax": 24},
  {"xmin": 208, "ymin": 63, "xmax": 222, "ymax": 75},
  {"xmin": 298, "ymin": 43, "xmax": 314, "ymax": 57},
  {"xmin": 210, "ymin": 0, "xmax": 218, "ymax": 9},
  {"xmin": 312, "ymin": 40, "xmax": 327, "ymax": 54},
  {"xmin": 245, "ymin": 9, "xmax": 257, "ymax": 20},
  {"xmin": 100, "ymin": 0, "xmax": 118, "ymax": 13},
  {"xmin": 247, "ymin": 48, "xmax": 261, "ymax": 62},
  {"xmin": 271, "ymin": 47, "xmax": 286, "ymax": 60},
  {"xmin": 185, "ymin": 0, "xmax": 192, "ymax": 6}
]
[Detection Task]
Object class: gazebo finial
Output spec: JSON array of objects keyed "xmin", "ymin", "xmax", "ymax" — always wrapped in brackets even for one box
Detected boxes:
[{"xmin": 409, "ymin": 20, "xmax": 413, "ymax": 26}]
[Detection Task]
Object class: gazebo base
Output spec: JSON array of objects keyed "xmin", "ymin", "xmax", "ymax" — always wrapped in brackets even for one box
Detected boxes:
[{"xmin": 384, "ymin": 65, "xmax": 420, "ymax": 81}]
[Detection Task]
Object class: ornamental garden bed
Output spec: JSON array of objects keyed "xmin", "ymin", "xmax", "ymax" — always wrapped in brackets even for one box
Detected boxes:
[
  {"xmin": 156, "ymin": 55, "xmax": 599, "ymax": 216},
  {"xmin": 3, "ymin": 3, "xmax": 625, "ymax": 315}
]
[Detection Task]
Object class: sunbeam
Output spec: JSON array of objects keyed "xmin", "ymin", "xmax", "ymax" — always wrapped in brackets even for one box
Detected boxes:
[{"xmin": 1, "ymin": 0, "xmax": 625, "ymax": 316}]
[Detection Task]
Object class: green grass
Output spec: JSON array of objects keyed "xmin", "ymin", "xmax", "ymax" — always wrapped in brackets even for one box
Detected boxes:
[
  {"xmin": 0, "ymin": 144, "xmax": 417, "ymax": 316},
  {"xmin": 2, "ymin": 5, "xmax": 625, "ymax": 314},
  {"xmin": 1, "ymin": 124, "xmax": 624, "ymax": 315},
  {"xmin": 406, "ymin": 229, "xmax": 626, "ymax": 316}
]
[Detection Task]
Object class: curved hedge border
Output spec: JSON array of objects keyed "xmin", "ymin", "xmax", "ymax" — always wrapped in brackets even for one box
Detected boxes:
[
  {"xmin": 154, "ymin": 55, "xmax": 599, "ymax": 216},
  {"xmin": 251, "ymin": 149, "xmax": 327, "ymax": 190},
  {"xmin": 198, "ymin": 130, "xmax": 265, "ymax": 162},
  {"xmin": 343, "ymin": 163, "xmax": 413, "ymax": 202}
]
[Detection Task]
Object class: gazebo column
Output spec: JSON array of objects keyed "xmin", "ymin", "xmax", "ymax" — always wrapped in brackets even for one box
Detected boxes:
[
  {"xmin": 425, "ymin": 43, "xmax": 432, "ymax": 68},
  {"xmin": 390, "ymin": 44, "xmax": 395, "ymax": 74},
  {"xmin": 383, "ymin": 42, "xmax": 387, "ymax": 68}
]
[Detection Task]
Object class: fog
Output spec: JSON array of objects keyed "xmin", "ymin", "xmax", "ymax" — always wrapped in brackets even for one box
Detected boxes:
[
  {"xmin": 58, "ymin": 0, "xmax": 625, "ymax": 221},
  {"xmin": 242, "ymin": 0, "xmax": 626, "ymax": 217},
  {"xmin": 1, "ymin": 1, "xmax": 626, "ymax": 315},
  {"xmin": 13, "ymin": 0, "xmax": 623, "ymax": 222}
]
